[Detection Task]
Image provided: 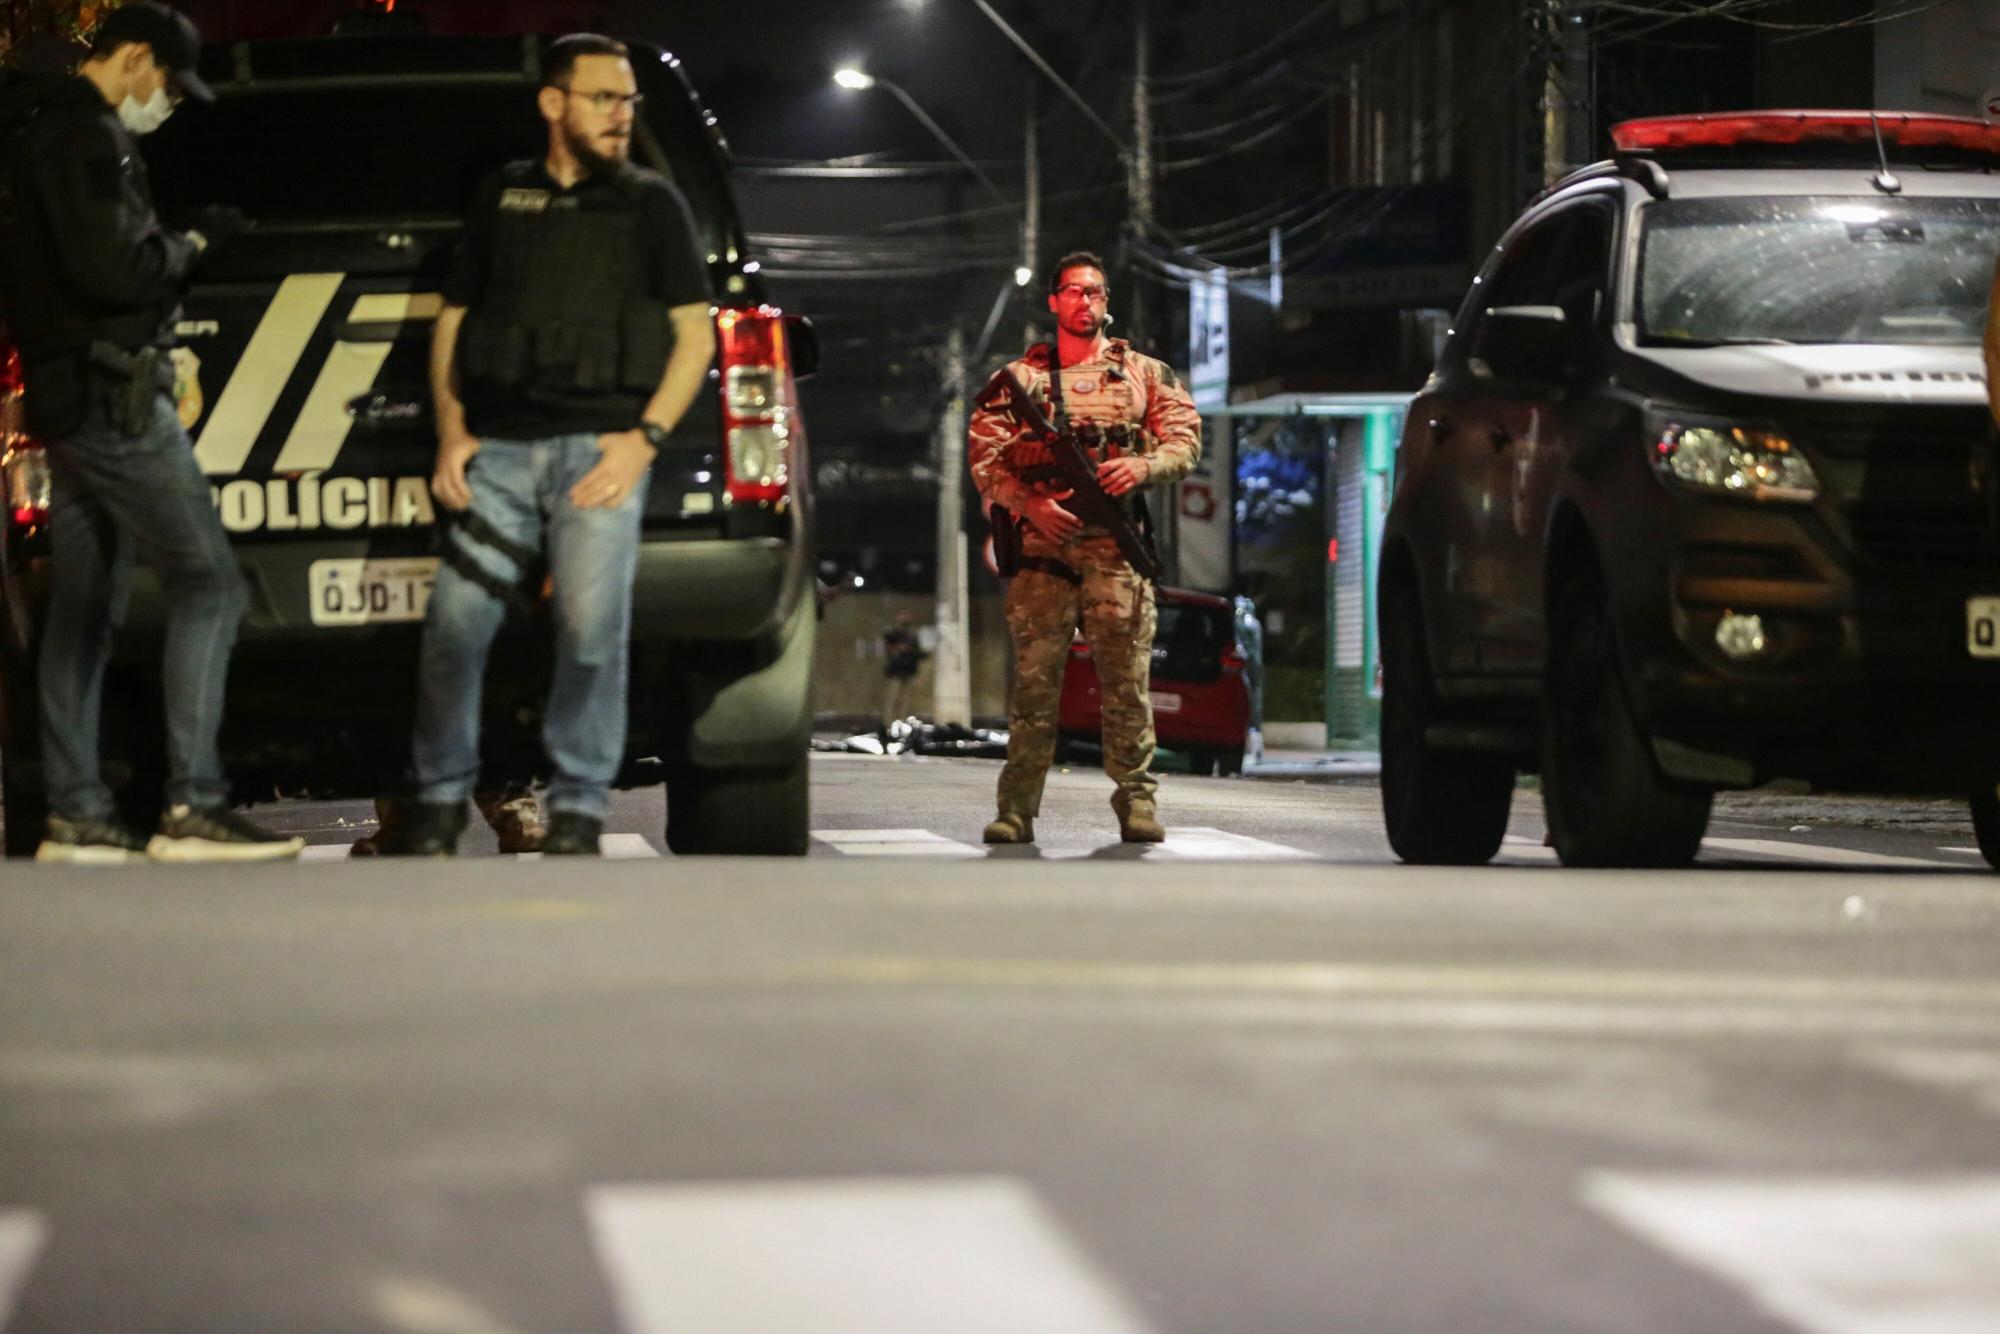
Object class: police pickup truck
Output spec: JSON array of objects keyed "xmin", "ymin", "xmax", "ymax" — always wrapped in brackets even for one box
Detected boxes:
[
  {"xmin": 1380, "ymin": 111, "xmax": 2000, "ymax": 870},
  {"xmin": 0, "ymin": 32, "xmax": 817, "ymax": 856}
]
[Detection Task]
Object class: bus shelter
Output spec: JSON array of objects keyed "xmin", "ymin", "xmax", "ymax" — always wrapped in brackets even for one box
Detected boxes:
[{"xmin": 1203, "ymin": 392, "xmax": 1414, "ymax": 749}]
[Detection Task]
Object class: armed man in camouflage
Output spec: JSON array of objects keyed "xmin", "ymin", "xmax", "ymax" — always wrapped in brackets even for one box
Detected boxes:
[{"xmin": 968, "ymin": 251, "xmax": 1202, "ymax": 844}]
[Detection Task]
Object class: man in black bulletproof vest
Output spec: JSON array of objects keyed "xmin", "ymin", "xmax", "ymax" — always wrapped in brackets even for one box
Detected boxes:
[{"xmin": 383, "ymin": 33, "xmax": 716, "ymax": 857}]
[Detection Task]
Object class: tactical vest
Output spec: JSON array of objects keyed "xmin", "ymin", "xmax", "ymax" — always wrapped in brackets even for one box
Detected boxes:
[{"xmin": 456, "ymin": 169, "xmax": 678, "ymax": 405}]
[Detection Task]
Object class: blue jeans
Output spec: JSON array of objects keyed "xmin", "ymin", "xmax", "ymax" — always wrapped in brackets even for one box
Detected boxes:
[
  {"xmin": 40, "ymin": 391, "xmax": 248, "ymax": 819},
  {"xmin": 413, "ymin": 435, "xmax": 649, "ymax": 820}
]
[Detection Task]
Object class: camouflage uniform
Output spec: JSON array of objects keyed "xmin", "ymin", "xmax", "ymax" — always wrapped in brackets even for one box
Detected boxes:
[{"xmin": 968, "ymin": 338, "xmax": 1202, "ymax": 829}]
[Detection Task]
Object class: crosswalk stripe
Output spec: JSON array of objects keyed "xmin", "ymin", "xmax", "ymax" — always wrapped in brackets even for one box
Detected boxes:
[
  {"xmin": 1700, "ymin": 837, "xmax": 1953, "ymax": 869},
  {"xmin": 1507, "ymin": 835, "xmax": 1966, "ymax": 870},
  {"xmin": 585, "ymin": 1177, "xmax": 1154, "ymax": 1334},
  {"xmin": 0, "ymin": 1211, "xmax": 46, "ymax": 1331},
  {"xmin": 300, "ymin": 843, "xmax": 351, "ymax": 862},
  {"xmin": 1584, "ymin": 1173, "xmax": 2000, "ymax": 1333},
  {"xmin": 1127, "ymin": 826, "xmax": 1313, "ymax": 861},
  {"xmin": 818, "ymin": 829, "xmax": 984, "ymax": 858}
]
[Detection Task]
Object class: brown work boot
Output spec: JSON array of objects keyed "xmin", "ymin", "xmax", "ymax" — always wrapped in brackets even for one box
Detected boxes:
[
  {"xmin": 477, "ymin": 788, "xmax": 546, "ymax": 854},
  {"xmin": 1117, "ymin": 801, "xmax": 1165, "ymax": 844},
  {"xmin": 983, "ymin": 812, "xmax": 1035, "ymax": 844}
]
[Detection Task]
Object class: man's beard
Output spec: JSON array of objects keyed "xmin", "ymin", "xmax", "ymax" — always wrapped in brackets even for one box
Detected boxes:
[{"xmin": 563, "ymin": 122, "xmax": 631, "ymax": 174}]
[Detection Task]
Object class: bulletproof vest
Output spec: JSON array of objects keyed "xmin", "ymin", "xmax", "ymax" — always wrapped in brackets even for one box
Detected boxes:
[
  {"xmin": 456, "ymin": 169, "xmax": 678, "ymax": 402},
  {"xmin": 1009, "ymin": 342, "xmax": 1147, "ymax": 476}
]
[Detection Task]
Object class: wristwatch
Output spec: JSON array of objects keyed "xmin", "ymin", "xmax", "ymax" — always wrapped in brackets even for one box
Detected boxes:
[{"xmin": 639, "ymin": 421, "xmax": 672, "ymax": 451}]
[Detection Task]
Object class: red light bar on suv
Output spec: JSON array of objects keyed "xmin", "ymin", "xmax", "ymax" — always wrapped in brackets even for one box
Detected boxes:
[{"xmin": 1612, "ymin": 111, "xmax": 2000, "ymax": 160}]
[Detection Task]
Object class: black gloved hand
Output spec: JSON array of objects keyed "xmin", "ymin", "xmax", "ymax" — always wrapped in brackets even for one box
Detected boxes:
[{"xmin": 185, "ymin": 205, "xmax": 251, "ymax": 257}]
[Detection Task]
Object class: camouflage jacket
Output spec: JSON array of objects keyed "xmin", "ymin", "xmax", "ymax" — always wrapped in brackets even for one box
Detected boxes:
[{"xmin": 967, "ymin": 338, "xmax": 1203, "ymax": 522}]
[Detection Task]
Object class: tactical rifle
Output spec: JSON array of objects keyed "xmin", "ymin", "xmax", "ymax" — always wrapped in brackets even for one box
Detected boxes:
[{"xmin": 977, "ymin": 363, "xmax": 1161, "ymax": 581}]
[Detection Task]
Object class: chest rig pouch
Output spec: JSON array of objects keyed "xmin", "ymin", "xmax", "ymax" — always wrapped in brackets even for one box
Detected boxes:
[{"xmin": 457, "ymin": 174, "xmax": 677, "ymax": 401}]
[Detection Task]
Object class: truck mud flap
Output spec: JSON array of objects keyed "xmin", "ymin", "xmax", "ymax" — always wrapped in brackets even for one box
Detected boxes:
[{"xmin": 684, "ymin": 592, "xmax": 815, "ymax": 770}]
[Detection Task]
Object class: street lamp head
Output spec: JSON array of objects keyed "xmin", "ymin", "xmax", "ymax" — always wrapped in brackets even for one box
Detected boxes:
[
  {"xmin": 1013, "ymin": 266, "xmax": 1033, "ymax": 288},
  {"xmin": 833, "ymin": 68, "xmax": 875, "ymax": 91}
]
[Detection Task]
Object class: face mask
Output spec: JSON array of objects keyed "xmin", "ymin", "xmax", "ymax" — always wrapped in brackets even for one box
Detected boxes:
[{"xmin": 117, "ymin": 84, "xmax": 174, "ymax": 136}]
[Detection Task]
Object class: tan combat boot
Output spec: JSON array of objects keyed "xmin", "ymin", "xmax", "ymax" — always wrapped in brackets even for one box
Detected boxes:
[
  {"xmin": 983, "ymin": 812, "xmax": 1036, "ymax": 844},
  {"xmin": 1117, "ymin": 800, "xmax": 1165, "ymax": 844}
]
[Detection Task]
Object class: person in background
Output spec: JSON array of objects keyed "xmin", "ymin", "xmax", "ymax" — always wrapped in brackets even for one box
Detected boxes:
[{"xmin": 880, "ymin": 609, "xmax": 926, "ymax": 727}]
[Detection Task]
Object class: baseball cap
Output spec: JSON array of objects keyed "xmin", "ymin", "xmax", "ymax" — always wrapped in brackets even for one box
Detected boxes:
[{"xmin": 92, "ymin": 3, "xmax": 213, "ymax": 104}]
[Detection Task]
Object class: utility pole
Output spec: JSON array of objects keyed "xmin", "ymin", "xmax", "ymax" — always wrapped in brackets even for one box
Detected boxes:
[
  {"xmin": 1128, "ymin": 0, "xmax": 1154, "ymax": 349},
  {"xmin": 932, "ymin": 326, "xmax": 973, "ymax": 727}
]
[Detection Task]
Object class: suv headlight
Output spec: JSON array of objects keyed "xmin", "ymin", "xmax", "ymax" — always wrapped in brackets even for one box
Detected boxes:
[{"xmin": 1649, "ymin": 412, "xmax": 1818, "ymax": 502}]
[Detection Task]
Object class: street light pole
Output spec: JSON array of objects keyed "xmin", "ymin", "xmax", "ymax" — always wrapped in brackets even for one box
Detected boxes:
[
  {"xmin": 833, "ymin": 68, "xmax": 1009, "ymax": 206},
  {"xmin": 832, "ymin": 67, "xmax": 993, "ymax": 727}
]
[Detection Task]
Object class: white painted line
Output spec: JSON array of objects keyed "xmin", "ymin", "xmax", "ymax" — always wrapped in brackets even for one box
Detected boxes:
[
  {"xmin": 1938, "ymin": 847, "xmax": 1983, "ymax": 856},
  {"xmin": 1132, "ymin": 826, "xmax": 1312, "ymax": 861},
  {"xmin": 1699, "ymin": 838, "xmax": 1956, "ymax": 870},
  {"xmin": 194, "ymin": 273, "xmax": 345, "ymax": 475},
  {"xmin": 817, "ymin": 828, "xmax": 984, "ymax": 858},
  {"xmin": 1585, "ymin": 1173, "xmax": 2000, "ymax": 1334},
  {"xmin": 0, "ymin": 1211, "xmax": 47, "ymax": 1330},
  {"xmin": 600, "ymin": 834, "xmax": 660, "ymax": 859},
  {"xmin": 1506, "ymin": 835, "xmax": 1961, "ymax": 870},
  {"xmin": 586, "ymin": 1177, "xmax": 1155, "ymax": 1334},
  {"xmin": 299, "ymin": 843, "xmax": 352, "ymax": 862},
  {"xmin": 1498, "ymin": 835, "xmax": 1560, "ymax": 862}
]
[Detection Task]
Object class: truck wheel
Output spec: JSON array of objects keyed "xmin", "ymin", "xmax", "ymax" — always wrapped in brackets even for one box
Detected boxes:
[
  {"xmin": 2, "ymin": 744, "xmax": 46, "ymax": 858},
  {"xmin": 1969, "ymin": 782, "xmax": 2000, "ymax": 872},
  {"xmin": 1, "ymin": 664, "xmax": 45, "ymax": 858},
  {"xmin": 1379, "ymin": 577, "xmax": 1513, "ymax": 864},
  {"xmin": 665, "ymin": 751, "xmax": 810, "ymax": 856},
  {"xmin": 1542, "ymin": 565, "xmax": 1711, "ymax": 868}
]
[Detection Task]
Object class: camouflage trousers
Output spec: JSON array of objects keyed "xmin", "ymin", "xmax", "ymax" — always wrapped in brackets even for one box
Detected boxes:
[{"xmin": 997, "ymin": 536, "xmax": 1157, "ymax": 818}]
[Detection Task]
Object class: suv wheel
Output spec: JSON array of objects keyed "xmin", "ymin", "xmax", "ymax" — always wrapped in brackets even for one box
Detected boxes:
[
  {"xmin": 665, "ymin": 752, "xmax": 810, "ymax": 856},
  {"xmin": 1969, "ymin": 782, "xmax": 2000, "ymax": 872},
  {"xmin": 1379, "ymin": 576, "xmax": 1513, "ymax": 864},
  {"xmin": 1542, "ymin": 565, "xmax": 1711, "ymax": 868},
  {"xmin": 1217, "ymin": 745, "xmax": 1244, "ymax": 777}
]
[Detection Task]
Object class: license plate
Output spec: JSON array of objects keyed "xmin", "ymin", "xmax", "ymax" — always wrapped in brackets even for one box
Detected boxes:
[
  {"xmin": 1970, "ymin": 597, "xmax": 2000, "ymax": 658},
  {"xmin": 1149, "ymin": 691, "xmax": 1182, "ymax": 713},
  {"xmin": 309, "ymin": 557, "xmax": 439, "ymax": 627}
]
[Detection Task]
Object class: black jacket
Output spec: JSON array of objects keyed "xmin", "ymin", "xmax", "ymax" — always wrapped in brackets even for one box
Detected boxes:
[{"xmin": 0, "ymin": 71, "xmax": 197, "ymax": 427}]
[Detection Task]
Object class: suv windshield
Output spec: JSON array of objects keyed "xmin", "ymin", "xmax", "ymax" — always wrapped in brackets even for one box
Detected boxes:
[{"xmin": 1638, "ymin": 196, "xmax": 2000, "ymax": 347}]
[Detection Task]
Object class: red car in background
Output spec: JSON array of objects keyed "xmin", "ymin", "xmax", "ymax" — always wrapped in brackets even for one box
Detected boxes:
[{"xmin": 1058, "ymin": 587, "xmax": 1251, "ymax": 776}]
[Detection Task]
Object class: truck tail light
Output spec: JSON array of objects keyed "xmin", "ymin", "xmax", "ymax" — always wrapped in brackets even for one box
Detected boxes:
[
  {"xmin": 715, "ymin": 305, "xmax": 795, "ymax": 509},
  {"xmin": 1070, "ymin": 638, "xmax": 1092, "ymax": 659},
  {"xmin": 1221, "ymin": 646, "xmax": 1247, "ymax": 675},
  {"xmin": 0, "ymin": 338, "xmax": 50, "ymax": 533}
]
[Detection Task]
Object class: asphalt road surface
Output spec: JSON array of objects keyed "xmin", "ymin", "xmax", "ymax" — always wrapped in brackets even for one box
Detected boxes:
[{"xmin": 4, "ymin": 756, "xmax": 1999, "ymax": 1333}]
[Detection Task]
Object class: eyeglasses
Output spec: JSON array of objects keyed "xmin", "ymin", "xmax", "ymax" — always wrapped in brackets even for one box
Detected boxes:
[
  {"xmin": 1055, "ymin": 283, "xmax": 1109, "ymax": 302},
  {"xmin": 563, "ymin": 88, "xmax": 645, "ymax": 112}
]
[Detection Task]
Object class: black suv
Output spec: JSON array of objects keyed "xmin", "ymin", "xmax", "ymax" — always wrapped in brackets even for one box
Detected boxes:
[
  {"xmin": 0, "ymin": 33, "xmax": 818, "ymax": 856},
  {"xmin": 1379, "ymin": 111, "xmax": 2000, "ymax": 869}
]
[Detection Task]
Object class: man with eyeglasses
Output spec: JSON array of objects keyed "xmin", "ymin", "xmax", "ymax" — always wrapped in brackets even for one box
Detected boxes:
[
  {"xmin": 0, "ymin": 3, "xmax": 298, "ymax": 863},
  {"xmin": 968, "ymin": 251, "xmax": 1202, "ymax": 845},
  {"xmin": 380, "ymin": 33, "xmax": 715, "ymax": 856}
]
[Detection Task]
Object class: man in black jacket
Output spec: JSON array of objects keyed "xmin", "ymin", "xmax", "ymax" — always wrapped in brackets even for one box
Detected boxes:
[{"xmin": 0, "ymin": 3, "xmax": 300, "ymax": 862}]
